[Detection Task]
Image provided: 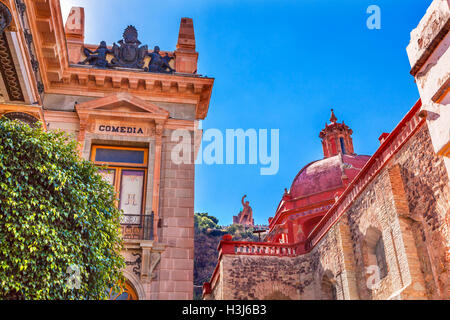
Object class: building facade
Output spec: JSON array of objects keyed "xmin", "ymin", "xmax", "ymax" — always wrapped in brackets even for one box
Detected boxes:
[
  {"xmin": 0, "ymin": 0, "xmax": 214, "ymax": 300},
  {"xmin": 203, "ymin": 1, "xmax": 449, "ymax": 300}
]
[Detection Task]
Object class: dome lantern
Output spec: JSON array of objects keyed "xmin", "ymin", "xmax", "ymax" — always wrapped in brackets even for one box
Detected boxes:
[{"xmin": 319, "ymin": 109, "xmax": 355, "ymax": 158}]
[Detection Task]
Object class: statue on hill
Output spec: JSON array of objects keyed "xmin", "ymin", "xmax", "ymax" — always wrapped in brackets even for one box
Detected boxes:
[{"xmin": 233, "ymin": 195, "xmax": 254, "ymax": 227}]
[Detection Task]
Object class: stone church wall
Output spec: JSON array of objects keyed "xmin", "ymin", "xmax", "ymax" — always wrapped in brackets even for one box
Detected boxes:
[
  {"xmin": 218, "ymin": 254, "xmax": 310, "ymax": 300},
  {"xmin": 212, "ymin": 124, "xmax": 449, "ymax": 300},
  {"xmin": 391, "ymin": 124, "xmax": 450, "ymax": 299},
  {"xmin": 317, "ymin": 124, "xmax": 449, "ymax": 300}
]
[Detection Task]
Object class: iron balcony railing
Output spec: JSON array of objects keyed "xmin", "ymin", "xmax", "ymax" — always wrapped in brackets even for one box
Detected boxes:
[{"xmin": 120, "ymin": 212, "xmax": 154, "ymax": 241}]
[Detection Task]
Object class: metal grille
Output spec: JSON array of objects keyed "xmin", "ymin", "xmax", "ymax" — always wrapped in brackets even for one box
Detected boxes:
[{"xmin": 120, "ymin": 212, "xmax": 154, "ymax": 241}]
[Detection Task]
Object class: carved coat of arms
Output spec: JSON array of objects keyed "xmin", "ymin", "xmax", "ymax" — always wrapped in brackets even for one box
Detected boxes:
[
  {"xmin": 79, "ymin": 25, "xmax": 176, "ymax": 73},
  {"xmin": 111, "ymin": 25, "xmax": 147, "ymax": 69}
]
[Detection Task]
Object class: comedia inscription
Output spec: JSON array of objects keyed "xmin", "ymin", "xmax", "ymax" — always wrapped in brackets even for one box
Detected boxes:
[{"xmin": 98, "ymin": 124, "xmax": 144, "ymax": 135}]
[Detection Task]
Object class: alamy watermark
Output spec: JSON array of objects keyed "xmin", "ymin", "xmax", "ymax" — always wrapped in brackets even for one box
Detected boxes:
[
  {"xmin": 366, "ymin": 265, "xmax": 382, "ymax": 290},
  {"xmin": 367, "ymin": 5, "xmax": 381, "ymax": 30},
  {"xmin": 171, "ymin": 121, "xmax": 280, "ymax": 176},
  {"xmin": 66, "ymin": 264, "xmax": 81, "ymax": 290}
]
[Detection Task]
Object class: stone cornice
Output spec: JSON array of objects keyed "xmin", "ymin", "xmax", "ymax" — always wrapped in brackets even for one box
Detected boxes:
[
  {"xmin": 269, "ymin": 200, "xmax": 335, "ymax": 229},
  {"xmin": 24, "ymin": 0, "xmax": 214, "ymax": 119},
  {"xmin": 407, "ymin": 0, "xmax": 450, "ymax": 76}
]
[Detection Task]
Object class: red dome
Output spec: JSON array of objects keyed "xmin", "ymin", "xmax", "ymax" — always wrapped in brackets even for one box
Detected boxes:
[
  {"xmin": 289, "ymin": 154, "xmax": 370, "ymax": 199},
  {"xmin": 267, "ymin": 111, "xmax": 371, "ymax": 244}
]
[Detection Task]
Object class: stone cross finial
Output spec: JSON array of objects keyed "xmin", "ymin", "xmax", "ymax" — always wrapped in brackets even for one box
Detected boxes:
[{"xmin": 330, "ymin": 109, "xmax": 338, "ymax": 123}]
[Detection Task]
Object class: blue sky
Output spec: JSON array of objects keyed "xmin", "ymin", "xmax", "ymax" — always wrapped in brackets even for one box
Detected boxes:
[{"xmin": 61, "ymin": 0, "xmax": 430, "ymax": 225}]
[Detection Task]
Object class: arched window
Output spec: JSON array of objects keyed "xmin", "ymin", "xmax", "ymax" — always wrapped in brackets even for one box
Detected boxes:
[
  {"xmin": 108, "ymin": 281, "xmax": 139, "ymax": 300},
  {"xmin": 340, "ymin": 137, "xmax": 346, "ymax": 154},
  {"xmin": 321, "ymin": 274, "xmax": 337, "ymax": 300},
  {"xmin": 365, "ymin": 227, "xmax": 388, "ymax": 281},
  {"xmin": 375, "ymin": 237, "xmax": 388, "ymax": 279}
]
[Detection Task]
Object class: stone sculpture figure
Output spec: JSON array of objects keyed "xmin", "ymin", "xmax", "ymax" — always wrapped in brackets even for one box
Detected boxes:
[
  {"xmin": 111, "ymin": 25, "xmax": 148, "ymax": 69},
  {"xmin": 80, "ymin": 41, "xmax": 112, "ymax": 68},
  {"xmin": 241, "ymin": 195, "xmax": 252, "ymax": 220},
  {"xmin": 147, "ymin": 46, "xmax": 174, "ymax": 74},
  {"xmin": 232, "ymin": 195, "xmax": 254, "ymax": 226}
]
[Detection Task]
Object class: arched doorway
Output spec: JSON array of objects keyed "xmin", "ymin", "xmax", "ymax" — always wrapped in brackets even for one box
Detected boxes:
[
  {"xmin": 108, "ymin": 281, "xmax": 139, "ymax": 300},
  {"xmin": 321, "ymin": 274, "xmax": 337, "ymax": 300}
]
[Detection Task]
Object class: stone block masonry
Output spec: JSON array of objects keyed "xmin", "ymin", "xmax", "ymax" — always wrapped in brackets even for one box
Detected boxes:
[{"xmin": 157, "ymin": 129, "xmax": 196, "ymax": 300}]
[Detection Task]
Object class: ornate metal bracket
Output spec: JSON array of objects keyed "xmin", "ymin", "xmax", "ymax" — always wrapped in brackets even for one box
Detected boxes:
[{"xmin": 125, "ymin": 252, "xmax": 142, "ymax": 278}]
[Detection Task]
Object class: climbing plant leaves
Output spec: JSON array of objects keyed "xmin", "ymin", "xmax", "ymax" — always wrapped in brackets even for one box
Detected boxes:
[{"xmin": 0, "ymin": 119, "xmax": 125, "ymax": 300}]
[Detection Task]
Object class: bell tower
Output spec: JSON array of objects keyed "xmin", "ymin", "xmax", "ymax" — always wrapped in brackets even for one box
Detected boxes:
[{"xmin": 319, "ymin": 109, "xmax": 355, "ymax": 158}]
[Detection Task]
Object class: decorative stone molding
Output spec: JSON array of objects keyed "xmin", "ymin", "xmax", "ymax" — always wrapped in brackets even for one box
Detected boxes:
[
  {"xmin": 123, "ymin": 240, "xmax": 166, "ymax": 284},
  {"xmin": 125, "ymin": 252, "xmax": 142, "ymax": 278},
  {"xmin": 3, "ymin": 111, "xmax": 38, "ymax": 125},
  {"xmin": 407, "ymin": 0, "xmax": 450, "ymax": 168},
  {"xmin": 123, "ymin": 269, "xmax": 146, "ymax": 300},
  {"xmin": 24, "ymin": 0, "xmax": 214, "ymax": 119},
  {"xmin": 0, "ymin": 103, "xmax": 45, "ymax": 128},
  {"xmin": 123, "ymin": 240, "xmax": 166, "ymax": 289},
  {"xmin": 0, "ymin": 33, "xmax": 24, "ymax": 101}
]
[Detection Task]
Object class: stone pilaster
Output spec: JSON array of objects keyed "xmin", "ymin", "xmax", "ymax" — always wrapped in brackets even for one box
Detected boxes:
[
  {"xmin": 337, "ymin": 218, "xmax": 360, "ymax": 300},
  {"xmin": 388, "ymin": 165, "xmax": 429, "ymax": 299}
]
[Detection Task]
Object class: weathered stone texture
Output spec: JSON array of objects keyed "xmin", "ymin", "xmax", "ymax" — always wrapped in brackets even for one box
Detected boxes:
[
  {"xmin": 214, "ymin": 228, "xmax": 353, "ymax": 300},
  {"xmin": 309, "ymin": 226, "xmax": 342, "ymax": 300},
  {"xmin": 407, "ymin": 0, "xmax": 450, "ymax": 77},
  {"xmin": 407, "ymin": 0, "xmax": 450, "ymax": 177},
  {"xmin": 326, "ymin": 124, "xmax": 447, "ymax": 300},
  {"xmin": 220, "ymin": 254, "xmax": 314, "ymax": 300},
  {"xmin": 393, "ymin": 125, "xmax": 450, "ymax": 298},
  {"xmin": 154, "ymin": 102, "xmax": 196, "ymax": 120},
  {"xmin": 405, "ymin": 0, "xmax": 450, "ymax": 298}
]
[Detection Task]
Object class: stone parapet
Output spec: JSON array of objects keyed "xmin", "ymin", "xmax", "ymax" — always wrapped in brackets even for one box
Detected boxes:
[
  {"xmin": 407, "ymin": 0, "xmax": 450, "ymax": 77},
  {"xmin": 407, "ymin": 0, "xmax": 450, "ymax": 167}
]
